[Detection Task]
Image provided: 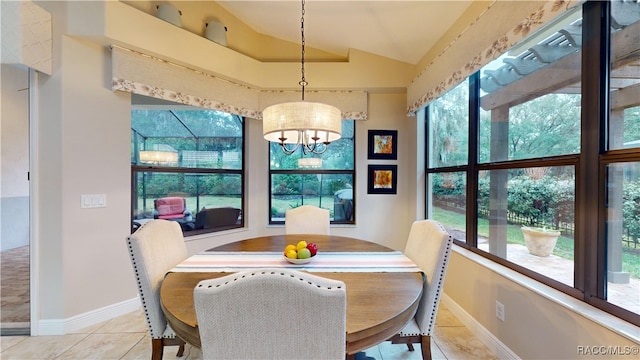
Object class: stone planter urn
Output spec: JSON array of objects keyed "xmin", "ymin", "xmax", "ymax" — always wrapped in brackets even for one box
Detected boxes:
[{"xmin": 521, "ymin": 226, "xmax": 561, "ymax": 257}]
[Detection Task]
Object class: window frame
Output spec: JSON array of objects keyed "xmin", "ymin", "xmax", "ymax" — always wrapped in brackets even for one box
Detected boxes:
[
  {"xmin": 130, "ymin": 112, "xmax": 246, "ymax": 236},
  {"xmin": 425, "ymin": 1, "xmax": 640, "ymax": 325},
  {"xmin": 268, "ymin": 120, "xmax": 356, "ymax": 226}
]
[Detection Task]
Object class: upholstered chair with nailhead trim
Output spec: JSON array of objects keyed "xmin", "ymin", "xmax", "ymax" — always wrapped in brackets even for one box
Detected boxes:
[
  {"xmin": 194, "ymin": 268, "xmax": 346, "ymax": 360},
  {"xmin": 126, "ymin": 219, "xmax": 187, "ymax": 360},
  {"xmin": 285, "ymin": 205, "xmax": 330, "ymax": 235},
  {"xmin": 388, "ymin": 220, "xmax": 454, "ymax": 360}
]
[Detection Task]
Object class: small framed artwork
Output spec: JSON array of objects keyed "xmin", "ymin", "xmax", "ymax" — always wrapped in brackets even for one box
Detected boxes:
[
  {"xmin": 368, "ymin": 130, "xmax": 398, "ymax": 160},
  {"xmin": 368, "ymin": 165, "xmax": 398, "ymax": 194}
]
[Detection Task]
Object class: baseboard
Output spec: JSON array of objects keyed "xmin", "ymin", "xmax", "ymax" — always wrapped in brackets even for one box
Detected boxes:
[
  {"xmin": 441, "ymin": 293, "xmax": 520, "ymax": 360},
  {"xmin": 37, "ymin": 297, "xmax": 141, "ymax": 335}
]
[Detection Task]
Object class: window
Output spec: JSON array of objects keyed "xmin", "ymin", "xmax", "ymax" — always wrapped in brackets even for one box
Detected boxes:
[
  {"xmin": 604, "ymin": 0, "xmax": 640, "ymax": 317},
  {"xmin": 425, "ymin": 2, "xmax": 640, "ymax": 325},
  {"xmin": 427, "ymin": 80, "xmax": 469, "ymax": 243},
  {"xmin": 269, "ymin": 120, "xmax": 355, "ymax": 224},
  {"xmin": 131, "ymin": 97, "xmax": 244, "ymax": 235}
]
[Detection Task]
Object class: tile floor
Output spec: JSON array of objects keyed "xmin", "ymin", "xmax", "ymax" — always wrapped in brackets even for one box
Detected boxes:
[
  {"xmin": 0, "ymin": 304, "xmax": 497, "ymax": 360},
  {"xmin": 1, "ymin": 245, "xmax": 30, "ymax": 324}
]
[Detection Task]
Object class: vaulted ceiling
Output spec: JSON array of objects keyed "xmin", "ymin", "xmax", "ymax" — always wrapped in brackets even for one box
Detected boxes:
[
  {"xmin": 125, "ymin": 0, "xmax": 477, "ymax": 65},
  {"xmin": 215, "ymin": 0, "xmax": 475, "ymax": 64}
]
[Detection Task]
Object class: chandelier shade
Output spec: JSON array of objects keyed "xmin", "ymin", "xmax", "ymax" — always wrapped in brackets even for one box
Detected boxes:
[
  {"xmin": 297, "ymin": 157, "xmax": 323, "ymax": 168},
  {"xmin": 263, "ymin": 101, "xmax": 342, "ymax": 145},
  {"xmin": 139, "ymin": 150, "xmax": 178, "ymax": 164}
]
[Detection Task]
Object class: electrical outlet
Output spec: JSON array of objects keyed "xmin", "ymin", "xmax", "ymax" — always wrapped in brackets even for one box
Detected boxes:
[{"xmin": 496, "ymin": 300, "xmax": 505, "ymax": 321}]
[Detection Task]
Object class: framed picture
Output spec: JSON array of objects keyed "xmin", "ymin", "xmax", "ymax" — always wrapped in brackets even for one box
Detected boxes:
[
  {"xmin": 368, "ymin": 130, "xmax": 397, "ymax": 160},
  {"xmin": 368, "ymin": 165, "xmax": 397, "ymax": 194}
]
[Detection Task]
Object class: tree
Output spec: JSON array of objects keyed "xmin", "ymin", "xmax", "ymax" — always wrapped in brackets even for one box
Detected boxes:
[{"xmin": 429, "ymin": 80, "xmax": 469, "ymax": 167}]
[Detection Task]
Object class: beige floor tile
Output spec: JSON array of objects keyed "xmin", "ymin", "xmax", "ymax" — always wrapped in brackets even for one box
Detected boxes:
[
  {"xmin": 120, "ymin": 335, "xmax": 200, "ymax": 360},
  {"xmin": 67, "ymin": 318, "xmax": 112, "ymax": 335},
  {"xmin": 435, "ymin": 304, "xmax": 465, "ymax": 328},
  {"xmin": 0, "ymin": 334, "xmax": 87, "ymax": 359},
  {"xmin": 434, "ymin": 326, "xmax": 498, "ymax": 360},
  {"xmin": 178, "ymin": 343, "xmax": 202, "ymax": 360},
  {"xmin": 93, "ymin": 311, "xmax": 148, "ymax": 334},
  {"xmin": 0, "ymin": 335, "xmax": 27, "ymax": 352},
  {"xmin": 430, "ymin": 342, "xmax": 447, "ymax": 360},
  {"xmin": 55, "ymin": 333, "xmax": 145, "ymax": 360},
  {"xmin": 114, "ymin": 336, "xmax": 149, "ymax": 360}
]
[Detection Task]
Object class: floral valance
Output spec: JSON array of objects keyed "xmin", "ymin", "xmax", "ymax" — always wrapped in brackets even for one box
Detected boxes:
[
  {"xmin": 406, "ymin": 0, "xmax": 584, "ymax": 115},
  {"xmin": 111, "ymin": 46, "xmax": 367, "ymax": 120}
]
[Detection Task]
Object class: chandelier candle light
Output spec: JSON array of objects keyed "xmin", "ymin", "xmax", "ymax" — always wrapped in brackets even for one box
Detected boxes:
[{"xmin": 262, "ymin": 0, "xmax": 342, "ymax": 155}]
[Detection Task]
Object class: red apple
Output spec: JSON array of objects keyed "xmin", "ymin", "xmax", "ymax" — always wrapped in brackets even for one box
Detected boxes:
[{"xmin": 306, "ymin": 242, "xmax": 318, "ymax": 256}]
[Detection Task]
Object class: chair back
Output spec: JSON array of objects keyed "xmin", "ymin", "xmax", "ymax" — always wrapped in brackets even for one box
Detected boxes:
[
  {"xmin": 285, "ymin": 205, "xmax": 330, "ymax": 235},
  {"xmin": 154, "ymin": 197, "xmax": 187, "ymax": 220},
  {"xmin": 194, "ymin": 268, "xmax": 346, "ymax": 360},
  {"xmin": 126, "ymin": 219, "xmax": 188, "ymax": 338},
  {"xmin": 403, "ymin": 219, "xmax": 453, "ymax": 335}
]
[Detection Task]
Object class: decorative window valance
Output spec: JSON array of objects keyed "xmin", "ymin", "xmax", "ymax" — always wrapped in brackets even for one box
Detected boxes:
[
  {"xmin": 111, "ymin": 46, "xmax": 368, "ymax": 120},
  {"xmin": 406, "ymin": 0, "xmax": 584, "ymax": 116}
]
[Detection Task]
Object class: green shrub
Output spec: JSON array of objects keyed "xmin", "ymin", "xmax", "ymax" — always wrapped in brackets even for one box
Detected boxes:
[{"xmin": 623, "ymin": 179, "xmax": 640, "ymax": 240}]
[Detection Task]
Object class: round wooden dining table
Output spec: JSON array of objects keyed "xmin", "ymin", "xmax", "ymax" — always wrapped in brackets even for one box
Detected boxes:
[{"xmin": 160, "ymin": 234, "xmax": 424, "ymax": 356}]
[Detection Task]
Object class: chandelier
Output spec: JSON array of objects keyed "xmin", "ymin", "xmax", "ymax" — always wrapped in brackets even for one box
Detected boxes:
[
  {"xmin": 297, "ymin": 157, "xmax": 323, "ymax": 168},
  {"xmin": 139, "ymin": 144, "xmax": 178, "ymax": 165},
  {"xmin": 262, "ymin": 0, "xmax": 342, "ymax": 155}
]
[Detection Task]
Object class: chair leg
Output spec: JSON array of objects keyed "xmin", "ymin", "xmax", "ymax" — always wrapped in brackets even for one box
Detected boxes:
[
  {"xmin": 407, "ymin": 343, "xmax": 415, "ymax": 351},
  {"xmin": 176, "ymin": 343, "xmax": 185, "ymax": 357},
  {"xmin": 151, "ymin": 339, "xmax": 164, "ymax": 360},
  {"xmin": 421, "ymin": 335, "xmax": 432, "ymax": 360}
]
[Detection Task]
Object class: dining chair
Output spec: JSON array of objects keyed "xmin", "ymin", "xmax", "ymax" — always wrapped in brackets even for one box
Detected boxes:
[
  {"xmin": 388, "ymin": 219, "xmax": 454, "ymax": 360},
  {"xmin": 284, "ymin": 205, "xmax": 330, "ymax": 235},
  {"xmin": 194, "ymin": 268, "xmax": 347, "ymax": 360},
  {"xmin": 126, "ymin": 219, "xmax": 187, "ymax": 360}
]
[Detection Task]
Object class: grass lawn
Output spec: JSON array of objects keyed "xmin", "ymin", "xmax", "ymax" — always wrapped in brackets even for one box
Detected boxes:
[{"xmin": 433, "ymin": 207, "xmax": 640, "ymax": 279}]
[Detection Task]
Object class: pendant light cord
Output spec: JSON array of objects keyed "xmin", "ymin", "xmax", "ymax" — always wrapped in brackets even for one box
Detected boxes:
[{"xmin": 299, "ymin": 0, "xmax": 307, "ymax": 101}]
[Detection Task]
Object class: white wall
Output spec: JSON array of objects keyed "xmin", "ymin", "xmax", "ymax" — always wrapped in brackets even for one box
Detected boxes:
[
  {"xmin": 1, "ymin": 64, "xmax": 30, "ymax": 251},
  {"xmin": 36, "ymin": 1, "xmax": 134, "ymax": 320}
]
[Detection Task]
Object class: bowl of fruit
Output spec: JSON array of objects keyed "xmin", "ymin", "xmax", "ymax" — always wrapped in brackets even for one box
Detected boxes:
[{"xmin": 283, "ymin": 240, "xmax": 318, "ymax": 264}]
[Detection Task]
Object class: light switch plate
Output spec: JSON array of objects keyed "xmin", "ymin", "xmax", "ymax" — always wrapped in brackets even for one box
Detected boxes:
[{"xmin": 81, "ymin": 194, "xmax": 107, "ymax": 208}]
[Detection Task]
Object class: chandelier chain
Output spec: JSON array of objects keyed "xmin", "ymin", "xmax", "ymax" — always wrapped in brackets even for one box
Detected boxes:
[{"xmin": 299, "ymin": 0, "xmax": 307, "ymax": 100}]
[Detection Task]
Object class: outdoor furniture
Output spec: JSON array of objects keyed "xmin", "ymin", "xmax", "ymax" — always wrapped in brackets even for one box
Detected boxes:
[
  {"xmin": 153, "ymin": 197, "xmax": 192, "ymax": 221},
  {"xmin": 285, "ymin": 205, "xmax": 330, "ymax": 235},
  {"xmin": 194, "ymin": 268, "xmax": 347, "ymax": 359},
  {"xmin": 388, "ymin": 219, "xmax": 454, "ymax": 360},
  {"xmin": 126, "ymin": 219, "xmax": 187, "ymax": 360},
  {"xmin": 193, "ymin": 207, "xmax": 241, "ymax": 230}
]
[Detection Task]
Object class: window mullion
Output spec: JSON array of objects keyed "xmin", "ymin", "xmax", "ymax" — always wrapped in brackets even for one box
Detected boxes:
[
  {"xmin": 467, "ymin": 72, "xmax": 480, "ymax": 247},
  {"xmin": 579, "ymin": 0, "xmax": 610, "ymax": 301}
]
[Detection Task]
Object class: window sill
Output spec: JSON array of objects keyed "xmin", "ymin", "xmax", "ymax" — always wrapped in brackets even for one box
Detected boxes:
[
  {"xmin": 184, "ymin": 226, "xmax": 248, "ymax": 242},
  {"xmin": 453, "ymin": 245, "xmax": 640, "ymax": 343}
]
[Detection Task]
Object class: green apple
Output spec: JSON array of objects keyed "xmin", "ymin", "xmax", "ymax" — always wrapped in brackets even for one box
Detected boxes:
[{"xmin": 297, "ymin": 248, "xmax": 311, "ymax": 259}]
